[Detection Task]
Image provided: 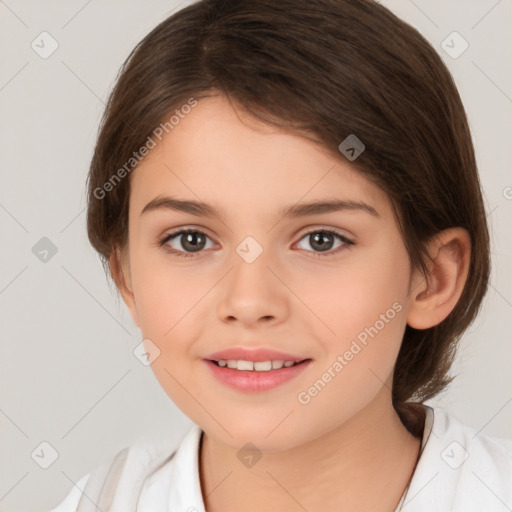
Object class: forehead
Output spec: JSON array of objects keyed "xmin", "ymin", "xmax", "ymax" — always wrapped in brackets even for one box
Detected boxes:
[{"xmin": 129, "ymin": 95, "xmax": 390, "ymax": 219}]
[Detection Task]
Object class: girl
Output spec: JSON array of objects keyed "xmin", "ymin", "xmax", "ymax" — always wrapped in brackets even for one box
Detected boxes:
[{"xmin": 50, "ymin": 0, "xmax": 512, "ymax": 510}]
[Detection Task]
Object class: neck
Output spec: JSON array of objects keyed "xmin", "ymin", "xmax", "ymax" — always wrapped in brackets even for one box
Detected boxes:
[{"xmin": 199, "ymin": 389, "xmax": 424, "ymax": 512}]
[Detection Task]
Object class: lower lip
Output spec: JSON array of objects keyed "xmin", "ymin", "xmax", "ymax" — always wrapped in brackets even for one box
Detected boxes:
[{"xmin": 203, "ymin": 359, "xmax": 312, "ymax": 392}]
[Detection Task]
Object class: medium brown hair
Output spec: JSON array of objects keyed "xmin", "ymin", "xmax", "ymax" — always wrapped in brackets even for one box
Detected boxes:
[{"xmin": 86, "ymin": 0, "xmax": 490, "ymax": 427}]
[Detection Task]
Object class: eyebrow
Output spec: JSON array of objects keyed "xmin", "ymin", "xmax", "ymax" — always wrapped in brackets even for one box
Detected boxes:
[{"xmin": 140, "ymin": 195, "xmax": 380, "ymax": 219}]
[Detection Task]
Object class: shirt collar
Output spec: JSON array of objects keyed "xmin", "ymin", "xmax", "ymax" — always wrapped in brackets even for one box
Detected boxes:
[
  {"xmin": 167, "ymin": 423, "xmax": 206, "ymax": 512},
  {"xmin": 167, "ymin": 405, "xmax": 449, "ymax": 512}
]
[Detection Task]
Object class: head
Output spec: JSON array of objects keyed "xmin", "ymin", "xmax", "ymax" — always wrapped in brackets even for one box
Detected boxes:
[{"xmin": 86, "ymin": 0, "xmax": 489, "ymax": 447}]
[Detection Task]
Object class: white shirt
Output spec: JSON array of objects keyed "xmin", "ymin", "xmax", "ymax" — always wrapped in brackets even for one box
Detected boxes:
[{"xmin": 49, "ymin": 405, "xmax": 512, "ymax": 511}]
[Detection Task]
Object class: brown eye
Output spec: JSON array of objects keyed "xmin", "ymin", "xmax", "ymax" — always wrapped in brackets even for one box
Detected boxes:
[
  {"xmin": 177, "ymin": 231, "xmax": 207, "ymax": 252},
  {"xmin": 160, "ymin": 229, "xmax": 214, "ymax": 258},
  {"xmin": 295, "ymin": 229, "xmax": 353, "ymax": 257}
]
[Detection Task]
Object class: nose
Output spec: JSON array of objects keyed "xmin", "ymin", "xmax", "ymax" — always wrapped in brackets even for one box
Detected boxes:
[{"xmin": 216, "ymin": 248, "xmax": 289, "ymax": 328}]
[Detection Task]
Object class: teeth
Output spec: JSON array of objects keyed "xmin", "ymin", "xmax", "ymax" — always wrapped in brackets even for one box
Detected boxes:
[
  {"xmin": 217, "ymin": 359, "xmax": 299, "ymax": 371},
  {"xmin": 254, "ymin": 361, "xmax": 272, "ymax": 371}
]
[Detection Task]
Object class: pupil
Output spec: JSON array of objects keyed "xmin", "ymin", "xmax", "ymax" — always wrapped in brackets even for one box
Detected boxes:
[
  {"xmin": 312, "ymin": 232, "xmax": 332, "ymax": 252},
  {"xmin": 183, "ymin": 232, "xmax": 204, "ymax": 252}
]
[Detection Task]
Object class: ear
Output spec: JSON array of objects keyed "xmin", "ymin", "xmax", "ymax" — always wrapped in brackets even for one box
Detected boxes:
[
  {"xmin": 109, "ymin": 246, "xmax": 140, "ymax": 328},
  {"xmin": 407, "ymin": 227, "xmax": 471, "ymax": 330}
]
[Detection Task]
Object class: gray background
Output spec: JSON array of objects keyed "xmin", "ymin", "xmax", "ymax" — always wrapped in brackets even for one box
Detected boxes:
[{"xmin": 0, "ymin": 0, "xmax": 511, "ymax": 510}]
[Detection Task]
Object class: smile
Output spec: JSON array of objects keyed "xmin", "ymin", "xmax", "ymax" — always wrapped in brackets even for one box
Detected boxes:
[
  {"xmin": 204, "ymin": 358, "xmax": 312, "ymax": 392},
  {"xmin": 212, "ymin": 359, "xmax": 300, "ymax": 371}
]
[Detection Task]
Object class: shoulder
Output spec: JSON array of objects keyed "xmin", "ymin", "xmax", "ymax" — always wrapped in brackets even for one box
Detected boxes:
[
  {"xmin": 403, "ymin": 405, "xmax": 512, "ymax": 511},
  {"xmin": 48, "ymin": 473, "xmax": 91, "ymax": 512},
  {"xmin": 432, "ymin": 405, "xmax": 512, "ymax": 477},
  {"xmin": 47, "ymin": 428, "xmax": 193, "ymax": 512}
]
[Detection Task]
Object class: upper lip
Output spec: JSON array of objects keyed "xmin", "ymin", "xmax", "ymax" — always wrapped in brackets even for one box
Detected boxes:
[{"xmin": 205, "ymin": 347, "xmax": 309, "ymax": 363}]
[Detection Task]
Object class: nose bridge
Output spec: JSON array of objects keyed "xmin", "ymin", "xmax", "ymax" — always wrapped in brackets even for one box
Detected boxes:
[
  {"xmin": 235, "ymin": 233, "xmax": 267, "ymax": 265},
  {"xmin": 229, "ymin": 233, "xmax": 276, "ymax": 289},
  {"xmin": 217, "ymin": 232, "xmax": 288, "ymax": 324}
]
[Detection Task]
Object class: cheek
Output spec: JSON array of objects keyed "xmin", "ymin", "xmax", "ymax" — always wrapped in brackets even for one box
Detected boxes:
[
  {"xmin": 292, "ymin": 258, "xmax": 409, "ymax": 438},
  {"xmin": 130, "ymin": 245, "xmax": 206, "ymax": 336},
  {"xmin": 295, "ymin": 237, "xmax": 411, "ymax": 395},
  {"xmin": 299, "ymin": 237, "xmax": 410, "ymax": 346},
  {"xmin": 130, "ymin": 254, "xmax": 207, "ymax": 411}
]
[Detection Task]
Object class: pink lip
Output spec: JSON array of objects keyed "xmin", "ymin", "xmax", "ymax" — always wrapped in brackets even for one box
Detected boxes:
[
  {"xmin": 204, "ymin": 359, "xmax": 312, "ymax": 392},
  {"xmin": 205, "ymin": 347, "xmax": 307, "ymax": 363}
]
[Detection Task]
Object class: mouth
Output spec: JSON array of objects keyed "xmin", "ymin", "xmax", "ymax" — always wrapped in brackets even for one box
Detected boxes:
[
  {"xmin": 206, "ymin": 359, "xmax": 310, "ymax": 371},
  {"xmin": 203, "ymin": 358, "xmax": 313, "ymax": 392}
]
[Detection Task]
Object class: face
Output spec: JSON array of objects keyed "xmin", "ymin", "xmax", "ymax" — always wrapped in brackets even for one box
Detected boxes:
[{"xmin": 118, "ymin": 94, "xmax": 415, "ymax": 451}]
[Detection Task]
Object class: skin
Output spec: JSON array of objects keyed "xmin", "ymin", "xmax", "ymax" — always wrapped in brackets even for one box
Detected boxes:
[{"xmin": 111, "ymin": 94, "xmax": 471, "ymax": 511}]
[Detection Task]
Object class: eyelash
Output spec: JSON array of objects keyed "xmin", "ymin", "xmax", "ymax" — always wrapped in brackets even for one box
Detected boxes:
[{"xmin": 158, "ymin": 228, "xmax": 354, "ymax": 259}]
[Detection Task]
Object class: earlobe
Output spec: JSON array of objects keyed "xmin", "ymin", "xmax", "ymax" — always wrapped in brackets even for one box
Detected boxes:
[
  {"xmin": 406, "ymin": 228, "xmax": 471, "ymax": 330},
  {"xmin": 109, "ymin": 247, "xmax": 140, "ymax": 328}
]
